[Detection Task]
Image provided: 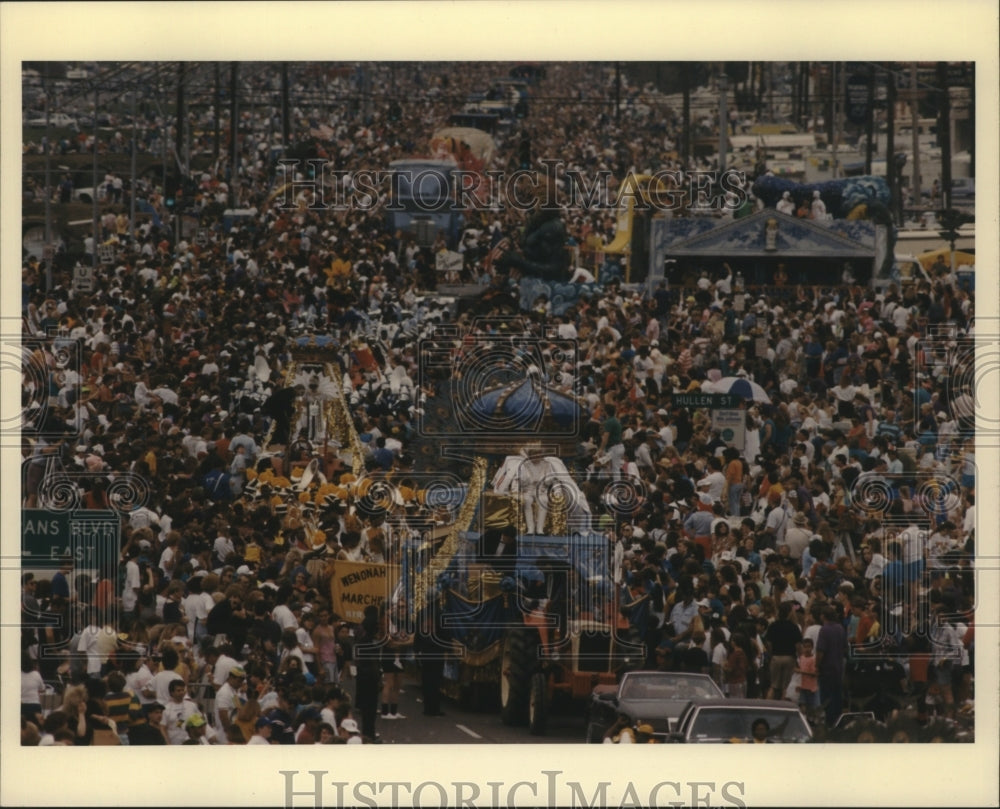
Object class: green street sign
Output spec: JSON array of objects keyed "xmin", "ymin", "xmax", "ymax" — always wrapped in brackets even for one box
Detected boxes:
[
  {"xmin": 22, "ymin": 509, "xmax": 119, "ymax": 566},
  {"xmin": 670, "ymin": 393, "xmax": 742, "ymax": 409}
]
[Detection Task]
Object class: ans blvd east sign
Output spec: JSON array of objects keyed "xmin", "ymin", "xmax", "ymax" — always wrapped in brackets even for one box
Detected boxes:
[{"xmin": 22, "ymin": 509, "xmax": 119, "ymax": 566}]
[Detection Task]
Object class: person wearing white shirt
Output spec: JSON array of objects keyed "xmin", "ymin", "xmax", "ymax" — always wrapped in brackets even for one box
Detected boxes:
[
  {"xmin": 150, "ymin": 666, "xmax": 184, "ymax": 705},
  {"xmin": 763, "ymin": 496, "xmax": 790, "ymax": 549},
  {"xmin": 183, "ymin": 578, "xmax": 214, "ymax": 642},
  {"xmin": 213, "ymin": 532, "xmax": 236, "ymax": 567},
  {"xmin": 248, "ymin": 717, "xmax": 273, "ymax": 744},
  {"xmin": 962, "ymin": 496, "xmax": 975, "ymax": 539},
  {"xmin": 697, "ymin": 457, "xmax": 726, "ymax": 504},
  {"xmin": 634, "ymin": 435, "xmax": 655, "ymax": 474},
  {"xmin": 163, "ymin": 680, "xmax": 201, "ymax": 745},
  {"xmin": 122, "ymin": 548, "xmax": 142, "ymax": 615},
  {"xmin": 212, "ymin": 650, "xmax": 241, "ymax": 688},
  {"xmin": 152, "ymin": 386, "xmax": 179, "ymax": 406},
  {"xmin": 213, "ymin": 667, "xmax": 246, "ymax": 734},
  {"xmin": 77, "ymin": 611, "xmax": 104, "ymax": 676},
  {"xmin": 272, "ymin": 599, "xmax": 299, "ymax": 632},
  {"xmin": 129, "ymin": 506, "xmax": 160, "ymax": 532}
]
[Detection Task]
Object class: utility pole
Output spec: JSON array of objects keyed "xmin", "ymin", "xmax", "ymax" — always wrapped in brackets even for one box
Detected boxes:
[
  {"xmin": 230, "ymin": 62, "xmax": 239, "ymax": 207},
  {"xmin": 910, "ymin": 62, "xmax": 921, "ymax": 208},
  {"xmin": 766, "ymin": 62, "xmax": 774, "ymax": 122},
  {"xmin": 682, "ymin": 62, "xmax": 691, "ymax": 169},
  {"xmin": 886, "ymin": 64, "xmax": 898, "ymax": 225},
  {"xmin": 718, "ymin": 71, "xmax": 728, "ymax": 173},
  {"xmin": 614, "ymin": 62, "xmax": 621, "ymax": 124},
  {"xmin": 802, "ymin": 62, "xmax": 810, "ymax": 131},
  {"xmin": 177, "ymin": 62, "xmax": 186, "ymax": 177},
  {"xmin": 281, "ymin": 62, "xmax": 291, "ymax": 153},
  {"xmin": 969, "ymin": 65, "xmax": 975, "ymax": 176},
  {"xmin": 825, "ymin": 63, "xmax": 835, "ymax": 146},
  {"xmin": 43, "ymin": 75, "xmax": 53, "ymax": 291},
  {"xmin": 864, "ymin": 64, "xmax": 875, "ymax": 174},
  {"xmin": 92, "ymin": 81, "xmax": 100, "ymax": 271},
  {"xmin": 175, "ymin": 62, "xmax": 185, "ymax": 244},
  {"xmin": 130, "ymin": 81, "xmax": 137, "ymax": 246},
  {"xmin": 936, "ymin": 61, "xmax": 952, "ymax": 211},
  {"xmin": 832, "ymin": 62, "xmax": 843, "ymax": 179},
  {"xmin": 213, "ymin": 62, "xmax": 221, "ymax": 162}
]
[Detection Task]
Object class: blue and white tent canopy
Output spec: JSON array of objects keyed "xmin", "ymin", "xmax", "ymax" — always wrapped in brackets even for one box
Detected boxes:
[{"xmin": 705, "ymin": 375, "xmax": 771, "ymax": 404}]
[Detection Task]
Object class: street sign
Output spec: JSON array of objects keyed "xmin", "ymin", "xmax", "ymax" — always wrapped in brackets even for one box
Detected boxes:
[
  {"xmin": 98, "ymin": 243, "xmax": 117, "ymax": 265},
  {"xmin": 671, "ymin": 393, "xmax": 742, "ymax": 409},
  {"xmin": 73, "ymin": 263, "xmax": 94, "ymax": 292},
  {"xmin": 435, "ymin": 250, "xmax": 464, "ymax": 273},
  {"xmin": 846, "ymin": 74, "xmax": 870, "ymax": 125},
  {"xmin": 22, "ymin": 508, "xmax": 119, "ymax": 567},
  {"xmin": 21, "ymin": 508, "xmax": 121, "ymax": 654},
  {"xmin": 946, "ymin": 64, "xmax": 973, "ymax": 88},
  {"xmin": 712, "ymin": 408, "xmax": 746, "ymax": 450}
]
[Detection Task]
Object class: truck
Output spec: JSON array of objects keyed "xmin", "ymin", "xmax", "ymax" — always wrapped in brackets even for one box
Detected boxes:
[
  {"xmin": 385, "ymin": 157, "xmax": 465, "ymax": 249},
  {"xmin": 398, "ymin": 476, "xmax": 643, "ymax": 736}
]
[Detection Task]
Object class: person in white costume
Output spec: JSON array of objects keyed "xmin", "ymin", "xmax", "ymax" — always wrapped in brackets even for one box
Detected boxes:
[{"xmin": 492, "ymin": 450, "xmax": 592, "ymax": 535}]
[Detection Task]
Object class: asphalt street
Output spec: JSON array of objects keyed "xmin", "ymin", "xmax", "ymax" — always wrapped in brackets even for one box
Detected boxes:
[{"xmin": 349, "ymin": 674, "xmax": 587, "ymax": 744}]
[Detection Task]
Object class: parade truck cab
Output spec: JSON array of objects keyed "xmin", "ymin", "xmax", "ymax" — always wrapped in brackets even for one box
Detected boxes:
[{"xmin": 386, "ymin": 158, "xmax": 464, "ymax": 249}]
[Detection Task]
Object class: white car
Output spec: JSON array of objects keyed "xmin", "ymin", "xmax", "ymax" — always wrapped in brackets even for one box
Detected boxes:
[{"xmin": 26, "ymin": 113, "xmax": 77, "ymax": 129}]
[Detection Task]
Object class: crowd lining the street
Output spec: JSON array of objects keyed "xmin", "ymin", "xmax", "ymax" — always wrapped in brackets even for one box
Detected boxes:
[{"xmin": 20, "ymin": 62, "xmax": 976, "ymax": 746}]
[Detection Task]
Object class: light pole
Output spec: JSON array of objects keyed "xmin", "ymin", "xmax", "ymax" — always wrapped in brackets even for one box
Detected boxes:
[
  {"xmin": 130, "ymin": 81, "xmax": 137, "ymax": 248},
  {"xmin": 43, "ymin": 75, "xmax": 53, "ymax": 291},
  {"xmin": 718, "ymin": 73, "xmax": 728, "ymax": 174},
  {"xmin": 92, "ymin": 81, "xmax": 100, "ymax": 272}
]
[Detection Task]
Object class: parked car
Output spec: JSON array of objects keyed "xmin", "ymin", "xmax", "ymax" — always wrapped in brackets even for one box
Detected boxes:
[
  {"xmin": 871, "ymin": 254, "xmax": 931, "ymax": 292},
  {"xmin": 950, "ymin": 177, "xmax": 975, "ymax": 201},
  {"xmin": 668, "ymin": 698, "xmax": 813, "ymax": 744},
  {"xmin": 585, "ymin": 671, "xmax": 724, "ymax": 743},
  {"xmin": 77, "ymin": 113, "xmax": 117, "ymax": 129},
  {"xmin": 25, "ymin": 112, "xmax": 77, "ymax": 129}
]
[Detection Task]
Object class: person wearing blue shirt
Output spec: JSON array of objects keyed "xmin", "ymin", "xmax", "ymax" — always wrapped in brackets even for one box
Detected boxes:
[
  {"xmin": 370, "ymin": 436, "xmax": 395, "ymax": 471},
  {"xmin": 50, "ymin": 558, "xmax": 73, "ymax": 601},
  {"xmin": 914, "ymin": 375, "xmax": 933, "ymax": 410}
]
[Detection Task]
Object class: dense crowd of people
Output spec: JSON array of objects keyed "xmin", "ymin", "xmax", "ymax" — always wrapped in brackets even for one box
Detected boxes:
[{"xmin": 20, "ymin": 62, "xmax": 976, "ymax": 747}]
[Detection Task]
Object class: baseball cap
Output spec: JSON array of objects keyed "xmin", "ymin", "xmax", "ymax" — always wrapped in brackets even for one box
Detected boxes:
[
  {"xmin": 228, "ymin": 666, "xmax": 246, "ymax": 678},
  {"xmin": 255, "ymin": 717, "xmax": 273, "ymax": 729},
  {"xmin": 184, "ymin": 713, "xmax": 207, "ymax": 729},
  {"xmin": 340, "ymin": 718, "xmax": 360, "ymax": 733}
]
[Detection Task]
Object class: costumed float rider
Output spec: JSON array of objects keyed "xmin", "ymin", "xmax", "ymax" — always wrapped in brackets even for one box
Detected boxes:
[{"xmin": 494, "ymin": 180, "xmax": 570, "ymax": 283}]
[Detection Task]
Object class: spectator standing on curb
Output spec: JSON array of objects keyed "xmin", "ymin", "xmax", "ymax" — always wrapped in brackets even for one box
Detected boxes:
[{"xmin": 816, "ymin": 606, "xmax": 847, "ymax": 726}]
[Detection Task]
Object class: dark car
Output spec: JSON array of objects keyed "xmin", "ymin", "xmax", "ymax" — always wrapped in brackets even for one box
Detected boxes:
[
  {"xmin": 585, "ymin": 671, "xmax": 724, "ymax": 743},
  {"xmin": 669, "ymin": 698, "xmax": 813, "ymax": 744}
]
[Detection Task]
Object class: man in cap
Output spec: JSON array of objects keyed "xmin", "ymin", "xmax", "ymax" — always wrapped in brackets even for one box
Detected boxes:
[
  {"xmin": 248, "ymin": 716, "xmax": 273, "ymax": 745},
  {"xmin": 214, "ymin": 665, "xmax": 247, "ymax": 735},
  {"xmin": 294, "ymin": 707, "xmax": 322, "ymax": 744},
  {"xmin": 782, "ymin": 511, "xmax": 812, "ymax": 561},
  {"xmin": 182, "ymin": 712, "xmax": 213, "ymax": 745},
  {"xmin": 339, "ymin": 717, "xmax": 364, "ymax": 744}
]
